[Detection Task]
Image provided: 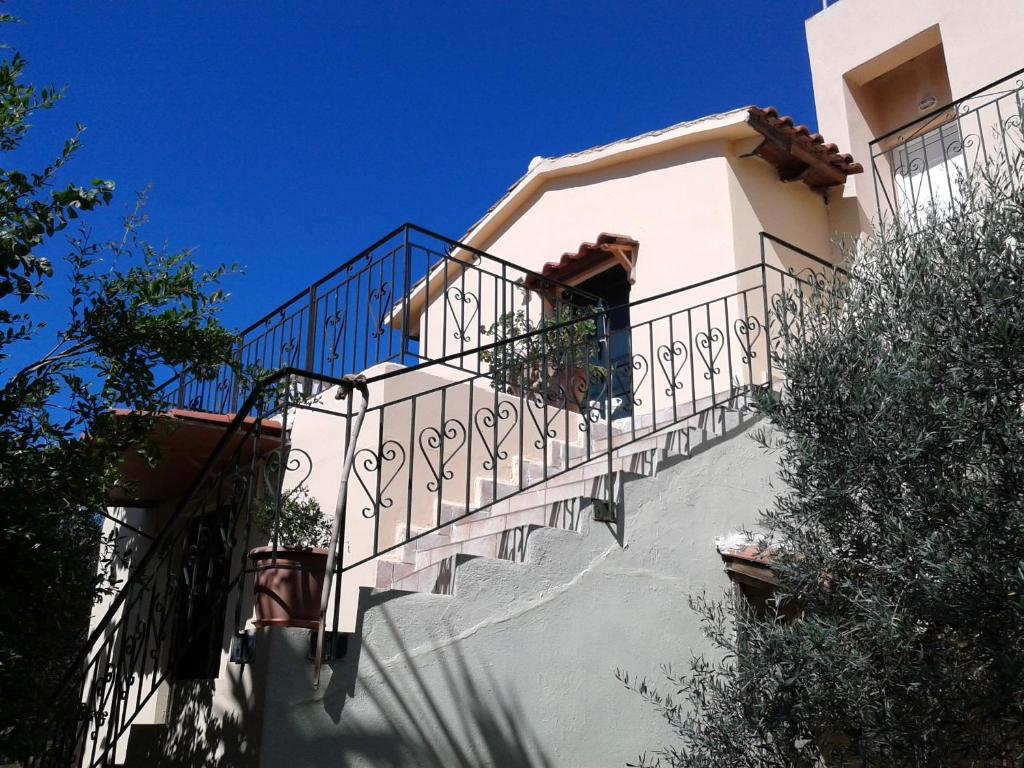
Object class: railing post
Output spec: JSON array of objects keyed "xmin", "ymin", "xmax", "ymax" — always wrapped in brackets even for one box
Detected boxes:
[
  {"xmin": 304, "ymin": 284, "xmax": 318, "ymax": 397},
  {"xmin": 759, "ymin": 233, "xmax": 773, "ymax": 391},
  {"xmin": 315, "ymin": 374, "xmax": 369, "ymax": 687},
  {"xmin": 270, "ymin": 380, "xmax": 292, "ymax": 562},
  {"xmin": 230, "ymin": 338, "xmax": 243, "ymax": 413},
  {"xmin": 603, "ymin": 308, "xmax": 616, "ymax": 523},
  {"xmin": 176, "ymin": 370, "xmax": 186, "ymax": 409},
  {"xmin": 401, "ymin": 226, "xmax": 412, "ymax": 363}
]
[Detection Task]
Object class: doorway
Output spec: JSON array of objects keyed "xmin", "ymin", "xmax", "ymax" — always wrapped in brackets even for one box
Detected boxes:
[{"xmin": 571, "ymin": 264, "xmax": 632, "ymax": 419}]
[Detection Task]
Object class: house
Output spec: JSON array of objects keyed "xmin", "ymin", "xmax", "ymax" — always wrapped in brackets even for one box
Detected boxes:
[{"xmin": 35, "ymin": 1, "xmax": 1024, "ymax": 766}]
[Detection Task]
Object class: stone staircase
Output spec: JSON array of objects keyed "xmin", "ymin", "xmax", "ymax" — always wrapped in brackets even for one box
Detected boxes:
[
  {"xmin": 375, "ymin": 393, "xmax": 755, "ymax": 595},
  {"xmin": 260, "ymin": 407, "xmax": 780, "ymax": 768}
]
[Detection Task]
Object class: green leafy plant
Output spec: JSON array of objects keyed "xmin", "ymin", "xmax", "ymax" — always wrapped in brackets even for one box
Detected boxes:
[
  {"xmin": 0, "ymin": 29, "xmax": 238, "ymax": 760},
  {"xmin": 479, "ymin": 304, "xmax": 606, "ymax": 401},
  {"xmin": 252, "ymin": 484, "xmax": 331, "ymax": 550},
  {"xmin": 620, "ymin": 153, "xmax": 1024, "ymax": 766}
]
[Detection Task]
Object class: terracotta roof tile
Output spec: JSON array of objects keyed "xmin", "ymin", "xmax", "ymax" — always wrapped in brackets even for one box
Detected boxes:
[
  {"xmin": 747, "ymin": 106, "xmax": 863, "ymax": 192},
  {"xmin": 720, "ymin": 543, "xmax": 773, "ymax": 565},
  {"xmin": 716, "ymin": 532, "xmax": 775, "ymax": 565},
  {"xmin": 524, "ymin": 233, "xmax": 638, "ymax": 291}
]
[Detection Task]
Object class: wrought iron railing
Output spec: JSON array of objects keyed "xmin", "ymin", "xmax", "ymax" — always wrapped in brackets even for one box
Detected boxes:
[
  {"xmin": 30, "ymin": 233, "xmax": 842, "ymax": 767},
  {"xmin": 869, "ymin": 67, "xmax": 1024, "ymax": 220},
  {"xmin": 314, "ymin": 235, "xmax": 843, "ymax": 625},
  {"xmin": 28, "ymin": 384, "xmax": 291, "ymax": 768},
  {"xmin": 163, "ymin": 223, "xmax": 600, "ymax": 414}
]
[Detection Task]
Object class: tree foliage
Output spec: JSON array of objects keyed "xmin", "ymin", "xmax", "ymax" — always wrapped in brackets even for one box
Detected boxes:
[
  {"xmin": 252, "ymin": 484, "xmax": 330, "ymax": 550},
  {"xmin": 623, "ymin": 158, "xmax": 1024, "ymax": 766},
  {"xmin": 0, "ymin": 35, "xmax": 237, "ymax": 759},
  {"xmin": 480, "ymin": 304, "xmax": 605, "ymax": 404}
]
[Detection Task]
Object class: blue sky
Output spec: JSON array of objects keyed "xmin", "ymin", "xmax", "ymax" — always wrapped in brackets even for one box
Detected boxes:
[{"xmin": 7, "ymin": 1, "xmax": 825, "ymax": 341}]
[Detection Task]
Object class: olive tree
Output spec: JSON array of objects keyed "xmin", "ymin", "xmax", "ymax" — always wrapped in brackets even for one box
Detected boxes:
[
  {"xmin": 0, "ymin": 31, "xmax": 237, "ymax": 759},
  {"xmin": 622, "ymin": 157, "xmax": 1024, "ymax": 766}
]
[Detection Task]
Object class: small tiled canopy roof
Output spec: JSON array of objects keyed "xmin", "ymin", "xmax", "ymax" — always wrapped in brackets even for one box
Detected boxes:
[
  {"xmin": 746, "ymin": 106, "xmax": 863, "ymax": 194},
  {"xmin": 523, "ymin": 233, "xmax": 639, "ymax": 292},
  {"xmin": 718, "ymin": 536, "xmax": 778, "ymax": 589}
]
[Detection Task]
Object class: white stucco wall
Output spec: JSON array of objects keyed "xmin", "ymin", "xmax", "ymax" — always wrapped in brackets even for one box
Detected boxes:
[
  {"xmin": 84, "ymin": 503, "xmax": 265, "ymax": 767},
  {"xmin": 478, "ymin": 141, "xmax": 737, "ymax": 305},
  {"xmin": 256, "ymin": 420, "xmax": 779, "ymax": 768}
]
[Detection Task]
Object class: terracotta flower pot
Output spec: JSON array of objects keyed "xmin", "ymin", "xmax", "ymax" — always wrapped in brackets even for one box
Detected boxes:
[
  {"xmin": 249, "ymin": 546, "xmax": 328, "ymax": 629},
  {"xmin": 513, "ymin": 362, "xmax": 589, "ymax": 414}
]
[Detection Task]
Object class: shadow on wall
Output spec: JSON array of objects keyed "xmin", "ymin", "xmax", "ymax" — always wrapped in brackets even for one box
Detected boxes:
[
  {"xmin": 301, "ymin": 592, "xmax": 555, "ymax": 768},
  {"xmin": 115, "ymin": 564, "xmax": 263, "ymax": 768},
  {"xmin": 121, "ymin": 663, "xmax": 257, "ymax": 768}
]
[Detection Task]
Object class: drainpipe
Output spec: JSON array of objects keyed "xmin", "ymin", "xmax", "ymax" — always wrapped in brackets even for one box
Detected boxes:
[{"xmin": 313, "ymin": 373, "xmax": 370, "ymax": 688}]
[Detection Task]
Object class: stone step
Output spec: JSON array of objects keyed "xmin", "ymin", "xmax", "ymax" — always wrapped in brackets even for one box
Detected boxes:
[
  {"xmin": 413, "ymin": 524, "xmax": 546, "ymax": 570},
  {"xmin": 374, "ymin": 558, "xmax": 416, "ymax": 589},
  {"xmin": 417, "ymin": 498, "xmax": 587, "ymax": 560},
  {"xmin": 454, "ymin": 497, "xmax": 586, "ymax": 537},
  {"xmin": 388, "ymin": 553, "xmax": 479, "ymax": 595},
  {"xmin": 391, "ymin": 496, "xmax": 583, "ymax": 561},
  {"xmin": 586, "ymin": 404, "xmax": 745, "ymax": 452},
  {"xmin": 422, "ymin": 406, "xmax": 745, "ymax": 515},
  {"xmin": 376, "ymin": 404, "xmax": 752, "ymax": 591}
]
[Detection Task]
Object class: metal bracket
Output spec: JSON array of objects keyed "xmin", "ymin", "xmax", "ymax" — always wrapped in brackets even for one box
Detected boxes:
[
  {"xmin": 308, "ymin": 631, "xmax": 348, "ymax": 662},
  {"xmin": 592, "ymin": 498, "xmax": 616, "ymax": 523},
  {"xmin": 229, "ymin": 630, "xmax": 256, "ymax": 664}
]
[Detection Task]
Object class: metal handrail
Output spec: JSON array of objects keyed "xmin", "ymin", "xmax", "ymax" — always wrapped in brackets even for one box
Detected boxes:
[
  {"xmin": 317, "ymin": 258, "xmax": 838, "ymax": 593},
  {"xmin": 233, "ymin": 223, "xmax": 599, "ymax": 338},
  {"xmin": 868, "ymin": 67, "xmax": 1024, "ymax": 220},
  {"xmin": 30, "ymin": 381, "xmax": 285, "ymax": 766},
  {"xmin": 869, "ymin": 65, "xmax": 1024, "ymax": 147},
  {"xmin": 44, "ymin": 377, "xmax": 284, "ymax": 705},
  {"xmin": 759, "ymin": 231, "xmax": 850, "ymax": 276}
]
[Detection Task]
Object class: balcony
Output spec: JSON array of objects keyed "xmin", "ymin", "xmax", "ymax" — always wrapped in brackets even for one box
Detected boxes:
[
  {"xmin": 869, "ymin": 67, "xmax": 1024, "ymax": 221},
  {"xmin": 163, "ymin": 223, "xmax": 600, "ymax": 415}
]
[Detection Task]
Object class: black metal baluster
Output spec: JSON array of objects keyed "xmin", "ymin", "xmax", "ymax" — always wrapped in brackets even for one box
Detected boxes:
[
  {"xmin": 372, "ymin": 405, "xmax": 385, "ymax": 556},
  {"xmin": 464, "ymin": 381, "xmax": 474, "ymax": 521},
  {"xmin": 405, "ymin": 397, "xmax": 417, "ymax": 546},
  {"xmin": 477, "ymin": 264, "xmax": 484, "ymax": 374},
  {"xmin": 648, "ymin": 319, "xmax": 657, "ymax": 432},
  {"xmin": 742, "ymin": 289, "xmax": 754, "ymax": 393},
  {"xmin": 330, "ymin": 389, "xmax": 353, "ymax": 637},
  {"xmin": 723, "ymin": 297, "xmax": 733, "ymax": 401},
  {"xmin": 437, "ymin": 388, "xmax": 446, "ymax": 525}
]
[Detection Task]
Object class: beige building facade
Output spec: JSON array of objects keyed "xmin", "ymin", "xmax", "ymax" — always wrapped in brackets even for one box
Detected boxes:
[
  {"xmin": 49, "ymin": 2, "xmax": 1024, "ymax": 766},
  {"xmin": 808, "ymin": 0, "xmax": 1024, "ymax": 226}
]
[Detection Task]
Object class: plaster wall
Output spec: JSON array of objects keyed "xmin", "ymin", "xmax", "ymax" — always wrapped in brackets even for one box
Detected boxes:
[
  {"xmin": 414, "ymin": 141, "xmax": 746, "ymax": 394},
  {"xmin": 454, "ymin": 140, "xmax": 739, "ymax": 328},
  {"xmin": 726, "ymin": 138, "xmax": 838, "ymax": 267},
  {"xmin": 84, "ymin": 507, "xmax": 168, "ymax": 764},
  {"xmin": 284, "ymin": 363, "xmax": 593, "ymax": 634},
  {"xmin": 285, "ymin": 252, "xmax": 784, "ymax": 634},
  {"xmin": 257, "ymin": 421, "xmax": 779, "ymax": 768}
]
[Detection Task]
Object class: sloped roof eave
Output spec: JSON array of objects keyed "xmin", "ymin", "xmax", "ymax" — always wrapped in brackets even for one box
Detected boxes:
[
  {"xmin": 385, "ymin": 108, "xmax": 757, "ymax": 333},
  {"xmin": 387, "ymin": 104, "xmax": 864, "ymax": 332},
  {"xmin": 459, "ymin": 106, "xmax": 757, "ymax": 250}
]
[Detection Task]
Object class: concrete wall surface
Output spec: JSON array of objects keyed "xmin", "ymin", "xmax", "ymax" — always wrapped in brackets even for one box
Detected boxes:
[{"xmin": 256, "ymin": 422, "xmax": 779, "ymax": 768}]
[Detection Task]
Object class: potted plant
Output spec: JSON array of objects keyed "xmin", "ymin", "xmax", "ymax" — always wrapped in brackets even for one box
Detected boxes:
[
  {"xmin": 479, "ymin": 305, "xmax": 607, "ymax": 412},
  {"xmin": 248, "ymin": 485, "xmax": 332, "ymax": 629}
]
